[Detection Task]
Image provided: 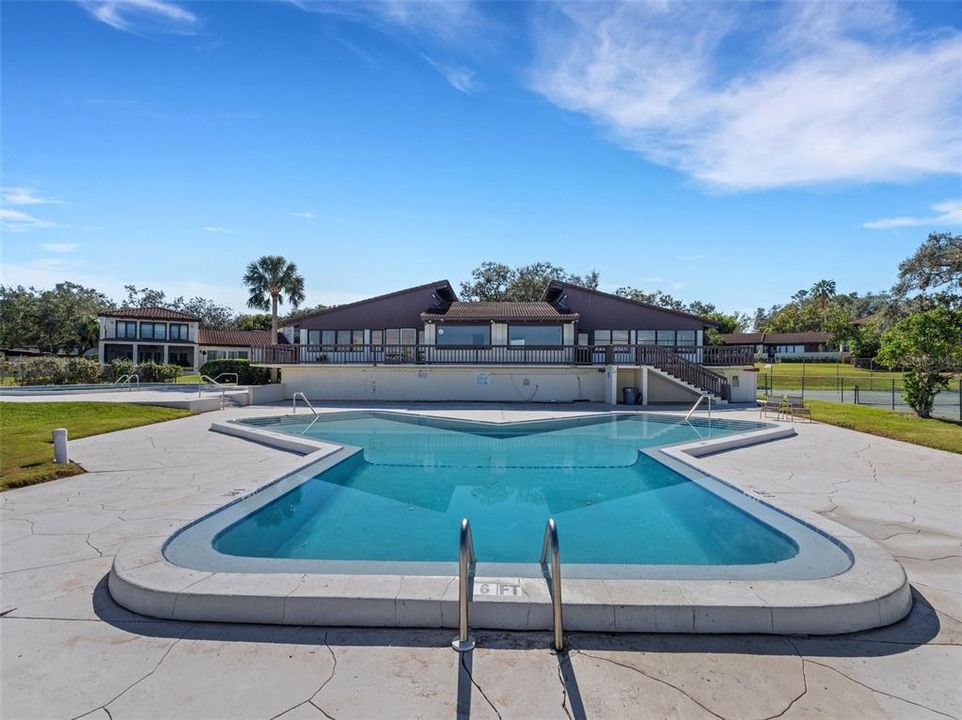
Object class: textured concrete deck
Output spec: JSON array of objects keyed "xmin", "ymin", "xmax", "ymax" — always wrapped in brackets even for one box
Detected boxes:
[{"xmin": 2, "ymin": 403, "xmax": 960, "ymax": 719}]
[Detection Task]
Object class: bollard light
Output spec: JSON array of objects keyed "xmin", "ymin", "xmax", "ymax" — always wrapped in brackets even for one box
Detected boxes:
[{"xmin": 53, "ymin": 428, "xmax": 69, "ymax": 464}]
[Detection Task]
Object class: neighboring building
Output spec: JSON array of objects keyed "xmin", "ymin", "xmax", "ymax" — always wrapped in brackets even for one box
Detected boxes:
[
  {"xmin": 97, "ymin": 308, "xmax": 277, "ymax": 371},
  {"xmin": 254, "ymin": 280, "xmax": 759, "ymax": 405},
  {"xmin": 719, "ymin": 331, "xmax": 849, "ymax": 361}
]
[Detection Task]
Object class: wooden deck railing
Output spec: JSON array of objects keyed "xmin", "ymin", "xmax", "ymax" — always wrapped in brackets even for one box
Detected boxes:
[{"xmin": 250, "ymin": 343, "xmax": 754, "ymax": 368}]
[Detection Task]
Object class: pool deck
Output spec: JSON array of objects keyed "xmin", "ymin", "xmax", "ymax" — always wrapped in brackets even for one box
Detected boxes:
[{"xmin": 2, "ymin": 403, "xmax": 960, "ymax": 719}]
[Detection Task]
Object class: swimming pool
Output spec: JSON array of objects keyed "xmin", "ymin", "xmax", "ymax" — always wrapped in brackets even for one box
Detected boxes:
[{"xmin": 165, "ymin": 411, "xmax": 852, "ymax": 580}]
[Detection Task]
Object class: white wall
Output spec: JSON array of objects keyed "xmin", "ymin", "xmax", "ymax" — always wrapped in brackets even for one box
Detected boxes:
[
  {"xmin": 281, "ymin": 366, "xmax": 606, "ymax": 403},
  {"xmin": 714, "ymin": 367, "xmax": 758, "ymax": 403}
]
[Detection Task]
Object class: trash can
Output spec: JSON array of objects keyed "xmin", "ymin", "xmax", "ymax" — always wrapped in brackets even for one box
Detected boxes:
[{"xmin": 622, "ymin": 386, "xmax": 639, "ymax": 405}]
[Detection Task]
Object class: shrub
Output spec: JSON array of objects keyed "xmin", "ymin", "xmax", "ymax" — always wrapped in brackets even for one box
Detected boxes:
[
  {"xmin": 104, "ymin": 358, "xmax": 136, "ymax": 382},
  {"xmin": 135, "ymin": 361, "xmax": 182, "ymax": 383},
  {"xmin": 198, "ymin": 358, "xmax": 270, "ymax": 385},
  {"xmin": 63, "ymin": 357, "xmax": 101, "ymax": 384},
  {"xmin": 11, "ymin": 356, "xmax": 67, "ymax": 385}
]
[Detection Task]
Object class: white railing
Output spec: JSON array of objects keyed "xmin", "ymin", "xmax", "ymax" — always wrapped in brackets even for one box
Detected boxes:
[
  {"xmin": 113, "ymin": 374, "xmax": 140, "ymax": 391},
  {"xmin": 291, "ymin": 391, "xmax": 318, "ymax": 416},
  {"xmin": 684, "ymin": 393, "xmax": 712, "ymax": 423}
]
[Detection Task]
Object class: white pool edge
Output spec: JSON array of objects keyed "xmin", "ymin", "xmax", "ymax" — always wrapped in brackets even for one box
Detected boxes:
[{"xmin": 108, "ymin": 413, "xmax": 912, "ymax": 635}]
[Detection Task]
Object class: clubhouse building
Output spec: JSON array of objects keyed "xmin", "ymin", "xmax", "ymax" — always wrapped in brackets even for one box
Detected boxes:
[{"xmin": 254, "ymin": 280, "xmax": 758, "ymax": 405}]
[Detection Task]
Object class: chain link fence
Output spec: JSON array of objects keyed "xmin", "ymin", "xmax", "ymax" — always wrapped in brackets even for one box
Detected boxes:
[{"xmin": 756, "ymin": 372, "xmax": 962, "ymax": 421}]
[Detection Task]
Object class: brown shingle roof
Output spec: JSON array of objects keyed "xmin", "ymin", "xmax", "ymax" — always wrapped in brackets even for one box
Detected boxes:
[
  {"xmin": 198, "ymin": 329, "xmax": 281, "ymax": 347},
  {"xmin": 102, "ymin": 307, "xmax": 200, "ymax": 321},
  {"xmin": 422, "ymin": 301, "xmax": 579, "ymax": 323}
]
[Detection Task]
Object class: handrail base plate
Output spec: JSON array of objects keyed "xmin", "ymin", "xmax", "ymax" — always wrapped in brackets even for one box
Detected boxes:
[{"xmin": 451, "ymin": 637, "xmax": 475, "ymax": 653}]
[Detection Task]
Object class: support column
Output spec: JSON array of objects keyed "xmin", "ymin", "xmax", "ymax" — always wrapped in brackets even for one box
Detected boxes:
[
  {"xmin": 132, "ymin": 343, "xmax": 139, "ymax": 364},
  {"xmin": 605, "ymin": 366, "xmax": 618, "ymax": 406},
  {"xmin": 163, "ymin": 345, "xmax": 169, "ymax": 365},
  {"xmin": 641, "ymin": 366, "xmax": 649, "ymax": 406}
]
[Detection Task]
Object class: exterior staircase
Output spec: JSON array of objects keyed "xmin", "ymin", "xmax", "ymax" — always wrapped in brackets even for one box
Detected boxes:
[{"xmin": 637, "ymin": 345, "xmax": 731, "ymax": 402}]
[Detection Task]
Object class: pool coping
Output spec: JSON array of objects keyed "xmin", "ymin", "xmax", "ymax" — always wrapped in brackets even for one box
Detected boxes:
[{"xmin": 108, "ymin": 411, "xmax": 912, "ymax": 635}]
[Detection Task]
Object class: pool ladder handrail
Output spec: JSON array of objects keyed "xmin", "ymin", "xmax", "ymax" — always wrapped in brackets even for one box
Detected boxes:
[
  {"xmin": 452, "ymin": 517, "xmax": 477, "ymax": 652},
  {"xmin": 684, "ymin": 393, "xmax": 711, "ymax": 423},
  {"xmin": 291, "ymin": 391, "xmax": 318, "ymax": 416},
  {"xmin": 114, "ymin": 373, "xmax": 140, "ymax": 391},
  {"xmin": 540, "ymin": 518, "xmax": 564, "ymax": 652}
]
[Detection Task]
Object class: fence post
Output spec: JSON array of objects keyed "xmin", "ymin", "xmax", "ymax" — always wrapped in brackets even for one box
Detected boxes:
[
  {"xmin": 854, "ymin": 384, "xmax": 859, "ymax": 405},
  {"xmin": 959, "ymin": 379, "xmax": 961, "ymax": 422},
  {"xmin": 892, "ymin": 379, "xmax": 896, "ymax": 411},
  {"xmin": 840, "ymin": 378, "xmax": 844, "ymax": 404},
  {"xmin": 801, "ymin": 372, "xmax": 805, "ymax": 400}
]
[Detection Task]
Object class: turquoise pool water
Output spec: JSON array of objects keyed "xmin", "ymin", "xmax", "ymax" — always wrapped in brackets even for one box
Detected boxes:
[{"xmin": 210, "ymin": 412, "xmax": 802, "ymax": 567}]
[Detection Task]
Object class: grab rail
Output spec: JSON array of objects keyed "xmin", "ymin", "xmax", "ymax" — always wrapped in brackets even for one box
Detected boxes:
[
  {"xmin": 291, "ymin": 392, "xmax": 318, "ymax": 416},
  {"xmin": 114, "ymin": 373, "xmax": 140, "ymax": 390},
  {"xmin": 540, "ymin": 518, "xmax": 564, "ymax": 652},
  {"xmin": 684, "ymin": 393, "xmax": 711, "ymax": 422},
  {"xmin": 199, "ymin": 374, "xmax": 227, "ymax": 400},
  {"xmin": 211, "ymin": 372, "xmax": 239, "ymax": 385},
  {"xmin": 452, "ymin": 517, "xmax": 477, "ymax": 652}
]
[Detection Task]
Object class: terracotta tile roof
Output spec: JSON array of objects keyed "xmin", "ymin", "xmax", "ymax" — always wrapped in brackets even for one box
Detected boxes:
[
  {"xmin": 198, "ymin": 329, "xmax": 281, "ymax": 347},
  {"xmin": 422, "ymin": 301, "xmax": 579, "ymax": 322},
  {"xmin": 720, "ymin": 331, "xmax": 834, "ymax": 345},
  {"xmin": 102, "ymin": 307, "xmax": 200, "ymax": 321}
]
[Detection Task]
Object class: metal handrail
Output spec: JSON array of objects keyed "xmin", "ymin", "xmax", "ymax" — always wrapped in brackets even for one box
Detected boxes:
[
  {"xmin": 114, "ymin": 374, "xmax": 140, "ymax": 390},
  {"xmin": 540, "ymin": 518, "xmax": 564, "ymax": 652},
  {"xmin": 291, "ymin": 392, "xmax": 318, "ymax": 416},
  {"xmin": 684, "ymin": 393, "xmax": 711, "ymax": 422},
  {"xmin": 452, "ymin": 517, "xmax": 477, "ymax": 652},
  {"xmin": 211, "ymin": 372, "xmax": 239, "ymax": 385}
]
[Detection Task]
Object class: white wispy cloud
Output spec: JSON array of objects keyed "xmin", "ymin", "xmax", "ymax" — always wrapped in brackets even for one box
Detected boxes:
[
  {"xmin": 864, "ymin": 199, "xmax": 962, "ymax": 229},
  {"xmin": 530, "ymin": 1, "xmax": 962, "ymax": 190},
  {"xmin": 0, "ymin": 209, "xmax": 64, "ymax": 233},
  {"xmin": 41, "ymin": 243, "xmax": 80, "ymax": 253},
  {"xmin": 203, "ymin": 226, "xmax": 235, "ymax": 234},
  {"xmin": 421, "ymin": 53, "xmax": 479, "ymax": 94},
  {"xmin": 78, "ymin": 0, "xmax": 199, "ymax": 34},
  {"xmin": 289, "ymin": 211, "xmax": 316, "ymax": 220},
  {"xmin": 294, "ymin": 1, "xmax": 478, "ymax": 41},
  {"xmin": 2, "ymin": 186, "xmax": 65, "ymax": 206}
]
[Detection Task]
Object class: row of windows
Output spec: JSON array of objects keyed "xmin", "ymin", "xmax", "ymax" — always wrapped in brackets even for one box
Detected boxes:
[
  {"xmin": 205, "ymin": 350, "xmax": 249, "ymax": 360},
  {"xmin": 114, "ymin": 321, "xmax": 189, "ymax": 341},
  {"xmin": 304, "ymin": 329, "xmax": 424, "ymax": 346},
  {"xmin": 297, "ymin": 326, "xmax": 698, "ymax": 347},
  {"xmin": 590, "ymin": 329, "xmax": 697, "ymax": 346}
]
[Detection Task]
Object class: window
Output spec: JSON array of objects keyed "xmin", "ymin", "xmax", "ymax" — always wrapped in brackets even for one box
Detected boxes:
[
  {"xmin": 307, "ymin": 330, "xmax": 320, "ymax": 345},
  {"xmin": 115, "ymin": 321, "xmax": 137, "ymax": 339},
  {"xmin": 293, "ymin": 325, "xmax": 301, "ymax": 344},
  {"xmin": 140, "ymin": 322, "xmax": 166, "ymax": 340},
  {"xmin": 352, "ymin": 330, "xmax": 365, "ymax": 346},
  {"xmin": 206, "ymin": 350, "xmax": 225, "ymax": 360},
  {"xmin": 656, "ymin": 330, "xmax": 676, "ymax": 346},
  {"xmin": 676, "ymin": 330, "xmax": 696, "ymax": 346},
  {"xmin": 371, "ymin": 330, "xmax": 383, "ymax": 345},
  {"xmin": 384, "ymin": 328, "xmax": 417, "ymax": 345},
  {"xmin": 321, "ymin": 330, "xmax": 335, "ymax": 346},
  {"xmin": 594, "ymin": 330, "xmax": 611, "ymax": 345},
  {"xmin": 636, "ymin": 330, "xmax": 656, "ymax": 345},
  {"xmin": 508, "ymin": 325, "xmax": 562, "ymax": 346},
  {"xmin": 336, "ymin": 330, "xmax": 352, "ymax": 345},
  {"xmin": 437, "ymin": 325, "xmax": 490, "ymax": 345},
  {"xmin": 611, "ymin": 330, "xmax": 629, "ymax": 345},
  {"xmin": 169, "ymin": 323, "xmax": 189, "ymax": 341}
]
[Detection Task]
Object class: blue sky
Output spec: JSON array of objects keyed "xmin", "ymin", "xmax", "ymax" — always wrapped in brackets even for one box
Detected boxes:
[{"xmin": 2, "ymin": 0, "xmax": 960, "ymax": 316}]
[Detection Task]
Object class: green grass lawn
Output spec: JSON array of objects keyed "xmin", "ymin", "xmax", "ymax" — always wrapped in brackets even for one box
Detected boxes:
[
  {"xmin": 175, "ymin": 373, "xmax": 201, "ymax": 383},
  {"xmin": 0, "ymin": 402, "xmax": 192, "ymax": 491},
  {"xmin": 754, "ymin": 362, "xmax": 962, "ymax": 392},
  {"xmin": 805, "ymin": 400, "xmax": 962, "ymax": 454}
]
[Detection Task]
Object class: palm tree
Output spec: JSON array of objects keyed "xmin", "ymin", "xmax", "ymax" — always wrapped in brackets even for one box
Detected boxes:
[{"xmin": 242, "ymin": 255, "xmax": 306, "ymax": 343}]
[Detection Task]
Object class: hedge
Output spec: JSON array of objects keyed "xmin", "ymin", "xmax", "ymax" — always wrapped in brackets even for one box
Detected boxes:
[{"xmin": 198, "ymin": 359, "xmax": 271, "ymax": 385}]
